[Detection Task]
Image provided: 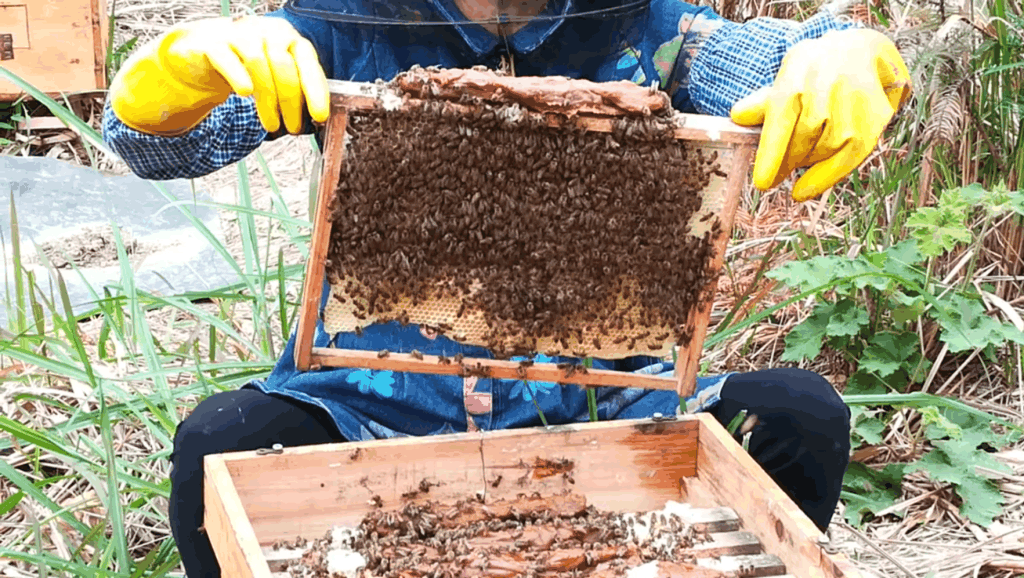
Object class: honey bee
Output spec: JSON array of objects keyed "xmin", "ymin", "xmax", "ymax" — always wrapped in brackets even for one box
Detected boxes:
[
  {"xmin": 410, "ymin": 350, "xmax": 424, "ymax": 361},
  {"xmin": 377, "ymin": 349, "xmax": 390, "ymax": 359}
]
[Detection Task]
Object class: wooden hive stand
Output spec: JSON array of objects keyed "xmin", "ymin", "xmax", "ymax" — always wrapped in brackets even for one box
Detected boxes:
[{"xmin": 294, "ymin": 70, "xmax": 760, "ymax": 400}]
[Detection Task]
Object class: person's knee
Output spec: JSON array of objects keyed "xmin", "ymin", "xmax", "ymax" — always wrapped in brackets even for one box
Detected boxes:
[
  {"xmin": 172, "ymin": 389, "xmax": 274, "ymax": 461},
  {"xmin": 724, "ymin": 368, "xmax": 850, "ymax": 437}
]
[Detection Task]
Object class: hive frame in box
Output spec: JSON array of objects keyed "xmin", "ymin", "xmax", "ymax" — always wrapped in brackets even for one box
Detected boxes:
[
  {"xmin": 295, "ymin": 77, "xmax": 759, "ymax": 399},
  {"xmin": 205, "ymin": 413, "xmax": 863, "ymax": 578}
]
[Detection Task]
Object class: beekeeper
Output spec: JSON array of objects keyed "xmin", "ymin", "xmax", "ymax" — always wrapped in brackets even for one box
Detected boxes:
[{"xmin": 104, "ymin": 1, "xmax": 911, "ymax": 575}]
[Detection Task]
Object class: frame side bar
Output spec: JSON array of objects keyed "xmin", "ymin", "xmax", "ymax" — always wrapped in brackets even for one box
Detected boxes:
[
  {"xmin": 295, "ymin": 111, "xmax": 349, "ymax": 370},
  {"xmin": 676, "ymin": 144, "xmax": 755, "ymax": 400}
]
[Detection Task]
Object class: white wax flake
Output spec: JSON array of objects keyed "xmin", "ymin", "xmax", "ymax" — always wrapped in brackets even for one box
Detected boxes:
[
  {"xmin": 706, "ymin": 128, "xmax": 721, "ymax": 142},
  {"xmin": 661, "ymin": 500, "xmax": 694, "ymax": 518},
  {"xmin": 326, "ymin": 526, "xmax": 365, "ymax": 577},
  {"xmin": 618, "ymin": 501, "xmax": 695, "ymax": 571},
  {"xmin": 330, "ymin": 526, "xmax": 360, "ymax": 548},
  {"xmin": 381, "ymin": 92, "xmax": 404, "ymax": 112},
  {"xmin": 626, "ymin": 561, "xmax": 661, "ymax": 578},
  {"xmin": 325, "ymin": 550, "xmax": 366, "ymax": 578}
]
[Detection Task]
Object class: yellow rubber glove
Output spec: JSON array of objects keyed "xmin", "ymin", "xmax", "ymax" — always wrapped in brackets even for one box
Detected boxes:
[
  {"xmin": 730, "ymin": 28, "xmax": 912, "ymax": 202},
  {"xmin": 109, "ymin": 16, "xmax": 329, "ymax": 137}
]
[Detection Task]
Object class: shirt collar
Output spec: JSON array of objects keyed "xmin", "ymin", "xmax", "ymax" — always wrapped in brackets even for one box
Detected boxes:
[{"xmin": 429, "ymin": 0, "xmax": 573, "ymax": 56}]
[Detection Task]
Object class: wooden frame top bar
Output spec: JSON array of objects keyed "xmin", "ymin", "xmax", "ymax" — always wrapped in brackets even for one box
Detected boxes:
[{"xmin": 326, "ymin": 78, "xmax": 761, "ymax": 145}]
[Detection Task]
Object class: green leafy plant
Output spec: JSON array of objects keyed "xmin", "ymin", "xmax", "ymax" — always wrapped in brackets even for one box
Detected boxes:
[
  {"xmin": 770, "ymin": 184, "xmax": 1024, "ymax": 396},
  {"xmin": 843, "ymin": 403, "xmax": 1017, "ymax": 527},
  {"xmin": 770, "ymin": 183, "xmax": 1024, "ymax": 527}
]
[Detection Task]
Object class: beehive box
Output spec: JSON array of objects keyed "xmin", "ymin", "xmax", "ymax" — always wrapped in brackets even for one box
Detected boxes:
[
  {"xmin": 205, "ymin": 413, "xmax": 863, "ymax": 577},
  {"xmin": 0, "ymin": 0, "xmax": 108, "ymax": 99},
  {"xmin": 294, "ymin": 69, "xmax": 761, "ymax": 399}
]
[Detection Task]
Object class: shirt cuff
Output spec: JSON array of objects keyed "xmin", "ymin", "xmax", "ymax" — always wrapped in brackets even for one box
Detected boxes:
[
  {"xmin": 101, "ymin": 94, "xmax": 268, "ymax": 181},
  {"xmin": 687, "ymin": 11, "xmax": 860, "ymax": 117}
]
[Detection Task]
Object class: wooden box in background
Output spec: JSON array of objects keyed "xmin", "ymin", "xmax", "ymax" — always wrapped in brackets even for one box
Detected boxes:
[{"xmin": 0, "ymin": 0, "xmax": 108, "ymax": 99}]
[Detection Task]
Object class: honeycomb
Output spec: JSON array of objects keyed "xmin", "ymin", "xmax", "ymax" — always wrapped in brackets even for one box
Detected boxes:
[{"xmin": 322, "ymin": 85, "xmax": 725, "ymax": 360}]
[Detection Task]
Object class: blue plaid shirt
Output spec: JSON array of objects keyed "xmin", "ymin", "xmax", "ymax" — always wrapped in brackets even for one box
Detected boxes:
[{"xmin": 102, "ymin": 2, "xmax": 854, "ymax": 441}]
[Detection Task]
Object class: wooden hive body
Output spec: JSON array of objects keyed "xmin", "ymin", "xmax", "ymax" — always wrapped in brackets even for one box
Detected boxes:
[
  {"xmin": 205, "ymin": 414, "xmax": 864, "ymax": 578},
  {"xmin": 0, "ymin": 0, "xmax": 108, "ymax": 99},
  {"xmin": 295, "ymin": 70, "xmax": 760, "ymax": 399}
]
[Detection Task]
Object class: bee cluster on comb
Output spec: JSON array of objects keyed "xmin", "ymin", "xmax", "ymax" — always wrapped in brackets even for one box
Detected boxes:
[{"xmin": 321, "ymin": 71, "xmax": 725, "ymax": 360}]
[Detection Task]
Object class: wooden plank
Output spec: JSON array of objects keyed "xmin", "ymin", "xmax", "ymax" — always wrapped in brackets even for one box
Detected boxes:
[
  {"xmin": 675, "ymin": 506, "xmax": 741, "ymax": 533},
  {"xmin": 479, "ymin": 418, "xmax": 698, "ymax": 513},
  {"xmin": 204, "ymin": 455, "xmax": 273, "ymax": 578},
  {"xmin": 222, "ymin": 434, "xmax": 488, "ymax": 545},
  {"xmin": 676, "ymin": 143, "xmax": 755, "ymax": 400},
  {"xmin": 309, "ymin": 347, "xmax": 679, "ymax": 390},
  {"xmin": 213, "ymin": 418, "xmax": 698, "ymax": 545},
  {"xmin": 295, "ymin": 110, "xmax": 347, "ymax": 371},
  {"xmin": 685, "ymin": 414, "xmax": 863, "ymax": 578},
  {"xmin": 697, "ymin": 553, "xmax": 787, "ymax": 576},
  {"xmin": 689, "ymin": 531, "xmax": 763, "ymax": 558},
  {"xmin": 90, "ymin": 0, "xmax": 107, "ymax": 90},
  {"xmin": 18, "ymin": 116, "xmax": 69, "ymax": 130}
]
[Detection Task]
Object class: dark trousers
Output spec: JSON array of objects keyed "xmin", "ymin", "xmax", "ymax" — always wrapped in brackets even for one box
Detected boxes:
[{"xmin": 169, "ymin": 368, "xmax": 850, "ymax": 578}]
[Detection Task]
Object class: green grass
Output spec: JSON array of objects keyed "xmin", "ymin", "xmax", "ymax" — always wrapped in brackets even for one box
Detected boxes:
[{"xmin": 0, "ymin": 60, "xmax": 314, "ymax": 576}]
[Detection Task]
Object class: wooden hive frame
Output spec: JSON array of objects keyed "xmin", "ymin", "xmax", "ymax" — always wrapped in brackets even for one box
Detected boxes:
[
  {"xmin": 295, "ymin": 75, "xmax": 759, "ymax": 399},
  {"xmin": 205, "ymin": 413, "xmax": 864, "ymax": 578}
]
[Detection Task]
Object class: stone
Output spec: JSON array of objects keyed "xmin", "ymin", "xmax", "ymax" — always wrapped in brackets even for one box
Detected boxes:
[{"xmin": 0, "ymin": 156, "xmax": 240, "ymax": 326}]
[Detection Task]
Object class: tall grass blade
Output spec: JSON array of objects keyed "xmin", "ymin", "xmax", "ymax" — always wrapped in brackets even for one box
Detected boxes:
[
  {"xmin": 256, "ymin": 149, "xmax": 310, "ymax": 257},
  {"xmin": 235, "ymin": 160, "xmax": 270, "ymax": 351},
  {"xmin": 9, "ymin": 190, "xmax": 26, "ymax": 333},
  {"xmin": 109, "ymin": 223, "xmax": 177, "ymax": 427},
  {"xmin": 278, "ymin": 247, "xmax": 291, "ymax": 338},
  {"xmin": 53, "ymin": 268, "xmax": 130, "ymax": 572}
]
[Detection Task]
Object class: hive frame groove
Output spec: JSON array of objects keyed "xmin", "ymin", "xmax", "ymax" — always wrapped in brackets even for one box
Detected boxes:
[{"xmin": 295, "ymin": 78, "xmax": 758, "ymax": 399}]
